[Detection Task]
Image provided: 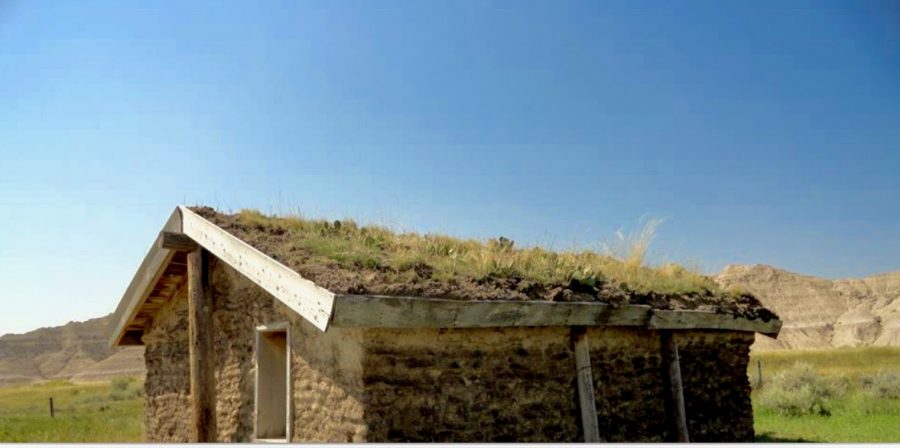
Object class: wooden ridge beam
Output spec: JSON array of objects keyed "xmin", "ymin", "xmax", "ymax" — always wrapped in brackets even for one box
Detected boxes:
[{"xmin": 158, "ymin": 231, "xmax": 199, "ymax": 252}]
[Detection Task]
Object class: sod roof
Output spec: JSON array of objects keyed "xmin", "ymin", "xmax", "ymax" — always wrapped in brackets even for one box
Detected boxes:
[{"xmin": 191, "ymin": 206, "xmax": 777, "ymax": 322}]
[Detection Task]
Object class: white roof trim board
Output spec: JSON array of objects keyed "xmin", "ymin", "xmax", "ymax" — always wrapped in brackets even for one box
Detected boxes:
[
  {"xmin": 108, "ymin": 206, "xmax": 336, "ymax": 346},
  {"xmin": 108, "ymin": 208, "xmax": 181, "ymax": 347},
  {"xmin": 180, "ymin": 206, "xmax": 336, "ymax": 330},
  {"xmin": 108, "ymin": 206, "xmax": 782, "ymax": 347}
]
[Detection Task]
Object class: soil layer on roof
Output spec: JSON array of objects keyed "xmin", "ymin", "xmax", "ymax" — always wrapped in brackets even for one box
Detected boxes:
[{"xmin": 190, "ymin": 206, "xmax": 777, "ymax": 322}]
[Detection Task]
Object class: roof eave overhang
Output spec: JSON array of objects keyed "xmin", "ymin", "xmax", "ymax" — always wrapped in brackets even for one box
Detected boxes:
[
  {"xmin": 107, "ymin": 208, "xmax": 182, "ymax": 347},
  {"xmin": 107, "ymin": 206, "xmax": 337, "ymax": 347},
  {"xmin": 330, "ymin": 294, "xmax": 782, "ymax": 337}
]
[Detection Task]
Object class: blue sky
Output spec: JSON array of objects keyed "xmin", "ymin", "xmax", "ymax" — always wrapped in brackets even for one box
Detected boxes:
[{"xmin": 1, "ymin": 0, "xmax": 898, "ymax": 334}]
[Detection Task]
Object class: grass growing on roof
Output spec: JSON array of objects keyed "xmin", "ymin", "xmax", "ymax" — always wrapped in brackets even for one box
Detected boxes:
[{"xmin": 234, "ymin": 209, "xmax": 721, "ymax": 296}]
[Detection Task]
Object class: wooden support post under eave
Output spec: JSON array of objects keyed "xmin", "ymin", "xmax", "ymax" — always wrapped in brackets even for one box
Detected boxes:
[
  {"xmin": 661, "ymin": 331, "xmax": 689, "ymax": 443},
  {"xmin": 188, "ymin": 248, "xmax": 217, "ymax": 442},
  {"xmin": 572, "ymin": 326, "xmax": 602, "ymax": 443}
]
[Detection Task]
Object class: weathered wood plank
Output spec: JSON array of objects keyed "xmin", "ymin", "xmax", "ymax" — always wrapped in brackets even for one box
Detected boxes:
[
  {"xmin": 108, "ymin": 209, "xmax": 180, "ymax": 347},
  {"xmin": 179, "ymin": 206, "xmax": 335, "ymax": 331},
  {"xmin": 331, "ymin": 295, "xmax": 783, "ymax": 334},
  {"xmin": 649, "ymin": 309, "xmax": 781, "ymax": 336},
  {"xmin": 661, "ymin": 331, "xmax": 689, "ymax": 443},
  {"xmin": 188, "ymin": 249, "xmax": 217, "ymax": 443},
  {"xmin": 331, "ymin": 295, "xmax": 653, "ymax": 328},
  {"xmin": 572, "ymin": 327, "xmax": 602, "ymax": 442},
  {"xmin": 158, "ymin": 231, "xmax": 199, "ymax": 252}
]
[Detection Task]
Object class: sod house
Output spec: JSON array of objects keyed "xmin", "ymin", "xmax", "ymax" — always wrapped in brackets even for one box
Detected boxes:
[{"xmin": 108, "ymin": 206, "xmax": 781, "ymax": 443}]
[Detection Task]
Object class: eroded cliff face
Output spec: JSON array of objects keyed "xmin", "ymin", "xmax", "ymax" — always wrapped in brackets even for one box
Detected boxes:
[
  {"xmin": 716, "ymin": 264, "xmax": 900, "ymax": 350},
  {"xmin": 0, "ymin": 314, "xmax": 145, "ymax": 386}
]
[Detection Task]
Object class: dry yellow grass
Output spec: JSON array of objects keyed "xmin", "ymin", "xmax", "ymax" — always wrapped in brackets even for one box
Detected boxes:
[{"xmin": 235, "ymin": 209, "xmax": 722, "ymax": 296}]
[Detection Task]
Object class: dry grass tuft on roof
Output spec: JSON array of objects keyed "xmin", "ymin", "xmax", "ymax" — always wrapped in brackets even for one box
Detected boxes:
[{"xmin": 190, "ymin": 206, "xmax": 777, "ymax": 321}]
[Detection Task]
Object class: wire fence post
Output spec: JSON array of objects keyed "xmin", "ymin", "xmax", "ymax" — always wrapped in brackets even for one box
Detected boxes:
[
  {"xmin": 49, "ymin": 397, "xmax": 55, "ymax": 418},
  {"xmin": 756, "ymin": 360, "xmax": 763, "ymax": 389}
]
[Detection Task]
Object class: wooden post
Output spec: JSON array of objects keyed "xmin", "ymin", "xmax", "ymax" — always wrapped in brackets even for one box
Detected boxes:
[
  {"xmin": 661, "ymin": 331, "xmax": 689, "ymax": 443},
  {"xmin": 49, "ymin": 397, "xmax": 54, "ymax": 418},
  {"xmin": 188, "ymin": 248, "xmax": 217, "ymax": 442},
  {"xmin": 571, "ymin": 326, "xmax": 602, "ymax": 443},
  {"xmin": 756, "ymin": 359, "xmax": 763, "ymax": 389}
]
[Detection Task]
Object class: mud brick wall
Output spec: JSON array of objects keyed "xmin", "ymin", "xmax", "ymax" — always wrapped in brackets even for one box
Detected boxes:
[
  {"xmin": 678, "ymin": 331, "xmax": 755, "ymax": 442},
  {"xmin": 209, "ymin": 259, "xmax": 367, "ymax": 443},
  {"xmin": 587, "ymin": 328, "xmax": 668, "ymax": 442},
  {"xmin": 142, "ymin": 257, "xmax": 367, "ymax": 442},
  {"xmin": 362, "ymin": 327, "xmax": 754, "ymax": 442},
  {"xmin": 360, "ymin": 327, "xmax": 581, "ymax": 442},
  {"xmin": 142, "ymin": 285, "xmax": 192, "ymax": 442}
]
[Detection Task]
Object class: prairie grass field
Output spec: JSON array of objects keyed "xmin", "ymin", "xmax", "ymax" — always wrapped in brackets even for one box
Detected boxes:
[
  {"xmin": 751, "ymin": 346, "xmax": 900, "ymax": 442},
  {"xmin": 0, "ymin": 377, "xmax": 143, "ymax": 442},
  {"xmin": 752, "ymin": 346, "xmax": 900, "ymax": 378}
]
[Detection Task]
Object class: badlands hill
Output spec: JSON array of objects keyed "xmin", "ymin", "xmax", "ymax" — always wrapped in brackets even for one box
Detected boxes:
[
  {"xmin": 716, "ymin": 264, "xmax": 900, "ymax": 350},
  {"xmin": 0, "ymin": 314, "xmax": 144, "ymax": 386}
]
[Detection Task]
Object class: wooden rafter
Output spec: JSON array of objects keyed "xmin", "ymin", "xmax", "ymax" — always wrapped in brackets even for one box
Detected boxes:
[{"xmin": 180, "ymin": 206, "xmax": 335, "ymax": 331}]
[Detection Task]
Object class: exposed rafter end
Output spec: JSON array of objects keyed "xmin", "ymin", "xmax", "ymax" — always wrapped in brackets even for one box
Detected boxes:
[{"xmin": 119, "ymin": 330, "xmax": 145, "ymax": 346}]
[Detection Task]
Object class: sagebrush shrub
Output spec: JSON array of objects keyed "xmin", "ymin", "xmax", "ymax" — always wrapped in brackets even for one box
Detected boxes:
[
  {"xmin": 112, "ymin": 376, "xmax": 134, "ymax": 391},
  {"xmin": 108, "ymin": 376, "xmax": 142, "ymax": 401},
  {"xmin": 757, "ymin": 362, "xmax": 844, "ymax": 416},
  {"xmin": 827, "ymin": 374, "xmax": 851, "ymax": 398},
  {"xmin": 861, "ymin": 372, "xmax": 900, "ymax": 399}
]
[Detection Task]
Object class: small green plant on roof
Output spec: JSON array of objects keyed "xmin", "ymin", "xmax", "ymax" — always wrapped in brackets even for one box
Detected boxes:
[
  {"xmin": 757, "ymin": 362, "xmax": 846, "ymax": 417},
  {"xmin": 231, "ymin": 209, "xmax": 722, "ymax": 297}
]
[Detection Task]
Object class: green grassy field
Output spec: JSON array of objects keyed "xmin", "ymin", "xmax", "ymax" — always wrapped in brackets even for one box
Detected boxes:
[
  {"xmin": 751, "ymin": 347, "xmax": 900, "ymax": 442},
  {"xmin": 0, "ymin": 377, "xmax": 144, "ymax": 442}
]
